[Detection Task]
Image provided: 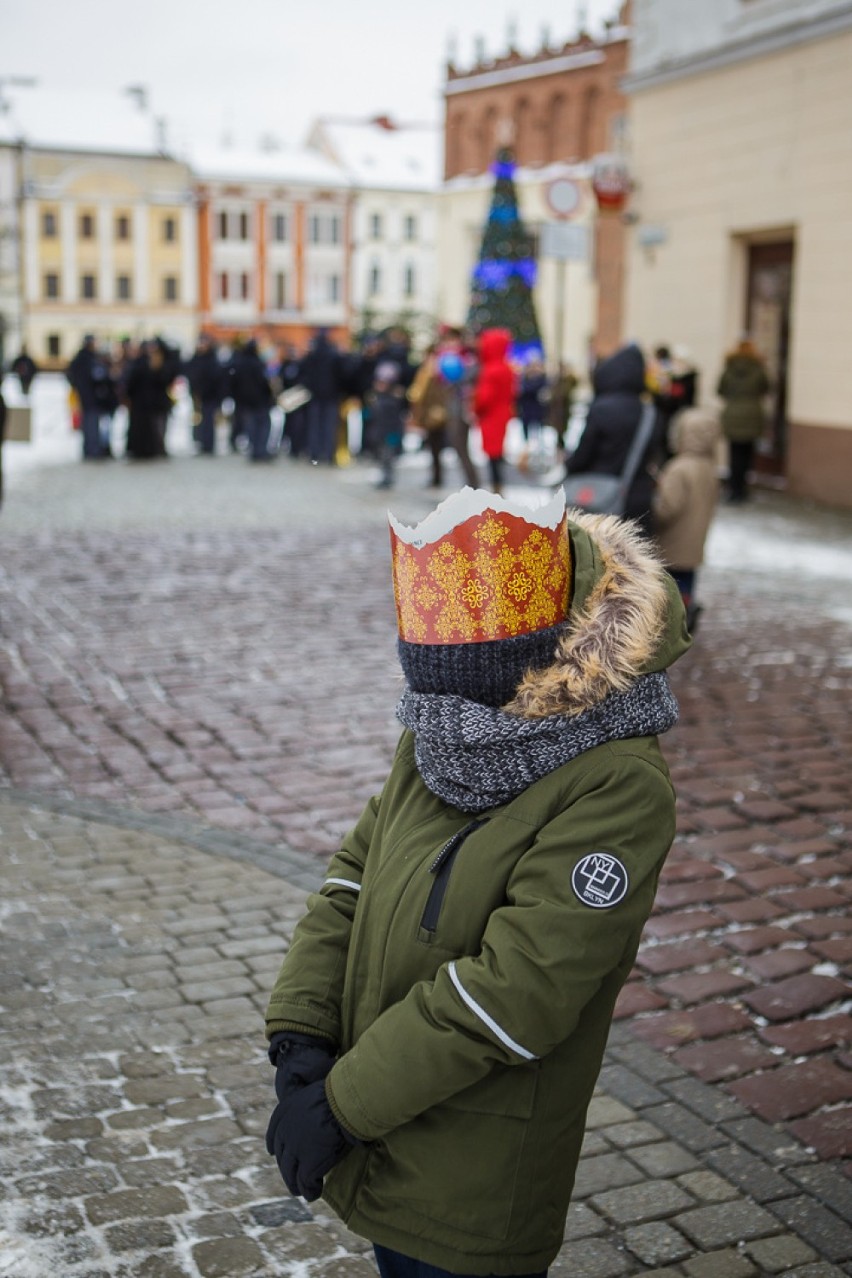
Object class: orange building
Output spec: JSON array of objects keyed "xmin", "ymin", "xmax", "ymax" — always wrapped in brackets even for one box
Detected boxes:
[{"xmin": 192, "ymin": 145, "xmax": 353, "ymax": 352}]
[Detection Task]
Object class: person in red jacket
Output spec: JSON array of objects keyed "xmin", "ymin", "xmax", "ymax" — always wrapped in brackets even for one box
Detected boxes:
[{"xmin": 473, "ymin": 328, "xmax": 517, "ymax": 495}]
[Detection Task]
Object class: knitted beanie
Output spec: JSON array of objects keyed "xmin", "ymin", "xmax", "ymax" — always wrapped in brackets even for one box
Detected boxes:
[{"xmin": 398, "ymin": 623, "xmax": 563, "ymax": 707}]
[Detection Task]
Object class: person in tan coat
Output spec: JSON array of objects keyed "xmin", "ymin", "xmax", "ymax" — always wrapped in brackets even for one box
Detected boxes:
[{"xmin": 652, "ymin": 406, "xmax": 720, "ymax": 633}]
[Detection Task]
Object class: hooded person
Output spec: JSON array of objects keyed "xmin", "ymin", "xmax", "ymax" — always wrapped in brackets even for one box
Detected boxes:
[
  {"xmin": 472, "ymin": 328, "xmax": 518, "ymax": 495},
  {"xmin": 652, "ymin": 405, "xmax": 721, "ymax": 633},
  {"xmin": 716, "ymin": 338, "xmax": 769, "ymax": 504},
  {"xmin": 263, "ymin": 488, "xmax": 691, "ymax": 1278},
  {"xmin": 565, "ymin": 343, "xmax": 659, "ymax": 534}
]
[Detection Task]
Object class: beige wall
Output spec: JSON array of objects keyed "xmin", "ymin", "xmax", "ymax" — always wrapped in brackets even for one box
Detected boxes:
[{"xmin": 625, "ymin": 30, "xmax": 852, "ymax": 436}]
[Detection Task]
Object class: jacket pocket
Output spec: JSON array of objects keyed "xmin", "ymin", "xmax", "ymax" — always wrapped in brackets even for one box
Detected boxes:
[{"xmin": 360, "ymin": 1062, "xmax": 538, "ymax": 1243}]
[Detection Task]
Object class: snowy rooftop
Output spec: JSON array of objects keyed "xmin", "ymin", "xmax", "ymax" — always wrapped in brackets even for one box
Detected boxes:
[
  {"xmin": 0, "ymin": 87, "xmax": 165, "ymax": 156},
  {"xmin": 307, "ymin": 118, "xmax": 442, "ymax": 191},
  {"xmin": 188, "ymin": 142, "xmax": 350, "ymax": 188}
]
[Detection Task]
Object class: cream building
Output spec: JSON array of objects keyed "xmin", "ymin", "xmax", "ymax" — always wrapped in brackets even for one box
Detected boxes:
[
  {"xmin": 307, "ymin": 117, "xmax": 441, "ymax": 347},
  {"xmin": 0, "ymin": 88, "xmax": 197, "ymax": 367},
  {"xmin": 624, "ymin": 0, "xmax": 852, "ymax": 507}
]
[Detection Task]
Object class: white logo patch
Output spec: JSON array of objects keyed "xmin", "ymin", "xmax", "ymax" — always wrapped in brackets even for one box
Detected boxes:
[{"xmin": 572, "ymin": 852, "xmax": 629, "ymax": 909}]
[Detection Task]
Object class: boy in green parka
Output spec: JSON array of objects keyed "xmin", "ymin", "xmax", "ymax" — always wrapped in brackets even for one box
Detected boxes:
[{"xmin": 264, "ymin": 487, "xmax": 691, "ymax": 1278}]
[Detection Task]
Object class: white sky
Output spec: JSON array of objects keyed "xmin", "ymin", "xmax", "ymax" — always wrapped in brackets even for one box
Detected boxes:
[{"xmin": 0, "ymin": 0, "xmax": 623, "ymax": 154}]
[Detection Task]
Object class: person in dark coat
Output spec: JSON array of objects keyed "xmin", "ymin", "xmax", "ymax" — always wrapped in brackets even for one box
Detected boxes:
[
  {"xmin": 124, "ymin": 340, "xmax": 175, "ymax": 459},
  {"xmin": 367, "ymin": 361, "xmax": 407, "ymax": 489},
  {"xmin": 565, "ymin": 343, "xmax": 658, "ymax": 536},
  {"xmin": 646, "ymin": 345, "xmax": 698, "ymax": 463},
  {"xmin": 229, "ymin": 339, "xmax": 274, "ymax": 462},
  {"xmin": 11, "ymin": 346, "xmax": 38, "ymax": 396},
  {"xmin": 300, "ymin": 329, "xmax": 341, "ymax": 464},
  {"xmin": 67, "ymin": 335, "xmax": 116, "ymax": 460},
  {"xmin": 184, "ymin": 333, "xmax": 225, "ymax": 455},
  {"xmin": 716, "ymin": 338, "xmax": 769, "ymax": 504},
  {"xmin": 279, "ymin": 344, "xmax": 309, "ymax": 458},
  {"xmin": 517, "ymin": 357, "xmax": 548, "ymax": 442}
]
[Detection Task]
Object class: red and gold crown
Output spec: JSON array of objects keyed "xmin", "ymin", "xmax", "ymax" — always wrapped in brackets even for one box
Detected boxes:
[{"xmin": 389, "ymin": 488, "xmax": 571, "ymax": 645}]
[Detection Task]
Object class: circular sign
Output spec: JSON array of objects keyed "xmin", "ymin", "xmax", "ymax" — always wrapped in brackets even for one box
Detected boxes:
[{"xmin": 545, "ymin": 176, "xmax": 582, "ymax": 220}]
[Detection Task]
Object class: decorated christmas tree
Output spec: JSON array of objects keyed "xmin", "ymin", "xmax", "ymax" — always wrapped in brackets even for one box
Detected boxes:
[{"xmin": 467, "ymin": 146, "xmax": 543, "ymax": 359}]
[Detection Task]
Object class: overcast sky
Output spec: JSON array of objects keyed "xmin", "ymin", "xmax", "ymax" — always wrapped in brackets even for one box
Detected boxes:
[{"xmin": 1, "ymin": 0, "xmax": 623, "ymax": 153}]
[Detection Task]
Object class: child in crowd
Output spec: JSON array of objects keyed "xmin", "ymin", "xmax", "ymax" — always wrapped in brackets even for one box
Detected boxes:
[
  {"xmin": 652, "ymin": 405, "xmax": 721, "ymax": 633},
  {"xmin": 368, "ymin": 361, "xmax": 408, "ymax": 489}
]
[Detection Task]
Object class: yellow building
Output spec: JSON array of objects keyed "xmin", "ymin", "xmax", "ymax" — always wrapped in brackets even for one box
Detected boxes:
[
  {"xmin": 624, "ymin": 0, "xmax": 852, "ymax": 507},
  {"xmin": 1, "ymin": 88, "xmax": 197, "ymax": 367}
]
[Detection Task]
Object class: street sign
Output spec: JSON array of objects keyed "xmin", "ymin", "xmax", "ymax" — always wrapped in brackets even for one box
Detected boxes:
[
  {"xmin": 545, "ymin": 176, "xmax": 582, "ymax": 219},
  {"xmin": 540, "ymin": 222, "xmax": 590, "ymax": 262}
]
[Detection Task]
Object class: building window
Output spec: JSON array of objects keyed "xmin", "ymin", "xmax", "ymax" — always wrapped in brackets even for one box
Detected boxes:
[
  {"xmin": 368, "ymin": 262, "xmax": 382, "ymax": 296},
  {"xmin": 274, "ymin": 271, "xmax": 288, "ymax": 309},
  {"xmin": 163, "ymin": 276, "xmax": 178, "ymax": 302},
  {"xmin": 404, "ymin": 215, "xmax": 417, "ymax": 241},
  {"xmin": 47, "ymin": 333, "xmax": 61, "ymax": 359},
  {"xmin": 239, "ymin": 211, "xmax": 249, "ymax": 241},
  {"xmin": 217, "ymin": 210, "xmax": 229, "ymax": 240},
  {"xmin": 240, "ymin": 272, "xmax": 250, "ymax": 299},
  {"xmin": 44, "ymin": 272, "xmax": 60, "ymax": 300},
  {"xmin": 116, "ymin": 274, "xmax": 132, "ymax": 300},
  {"xmin": 42, "ymin": 210, "xmax": 57, "ymax": 238},
  {"xmin": 329, "ymin": 215, "xmax": 341, "ymax": 245},
  {"xmin": 218, "ymin": 271, "xmax": 229, "ymax": 300},
  {"xmin": 370, "ymin": 212, "xmax": 382, "ymax": 240},
  {"xmin": 328, "ymin": 274, "xmax": 341, "ymax": 303},
  {"xmin": 116, "ymin": 214, "xmax": 131, "ymax": 241},
  {"xmin": 272, "ymin": 212, "xmax": 288, "ymax": 242},
  {"xmin": 79, "ymin": 213, "xmax": 95, "ymax": 239},
  {"xmin": 81, "ymin": 274, "xmax": 97, "ymax": 299},
  {"xmin": 403, "ymin": 263, "xmax": 416, "ymax": 298},
  {"xmin": 163, "ymin": 216, "xmax": 177, "ymax": 243}
]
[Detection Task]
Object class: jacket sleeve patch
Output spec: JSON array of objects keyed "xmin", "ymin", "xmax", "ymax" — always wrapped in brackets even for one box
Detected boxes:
[{"xmin": 571, "ymin": 852, "xmax": 629, "ymax": 908}]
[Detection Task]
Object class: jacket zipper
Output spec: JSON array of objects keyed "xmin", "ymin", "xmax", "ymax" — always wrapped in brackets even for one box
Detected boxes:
[{"xmin": 419, "ymin": 818, "xmax": 489, "ymax": 937}]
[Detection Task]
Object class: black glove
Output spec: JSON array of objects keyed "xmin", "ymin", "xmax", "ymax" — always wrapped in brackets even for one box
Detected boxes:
[
  {"xmin": 265, "ymin": 1078, "xmax": 358, "ymax": 1201},
  {"xmin": 268, "ymin": 1032, "xmax": 336, "ymax": 1106}
]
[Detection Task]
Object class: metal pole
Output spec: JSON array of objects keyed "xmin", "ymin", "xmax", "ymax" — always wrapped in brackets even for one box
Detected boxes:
[{"xmin": 554, "ymin": 255, "xmax": 566, "ymax": 366}]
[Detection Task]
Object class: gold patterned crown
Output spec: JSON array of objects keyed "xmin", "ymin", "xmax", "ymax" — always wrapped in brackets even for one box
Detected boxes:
[{"xmin": 389, "ymin": 488, "xmax": 571, "ymax": 645}]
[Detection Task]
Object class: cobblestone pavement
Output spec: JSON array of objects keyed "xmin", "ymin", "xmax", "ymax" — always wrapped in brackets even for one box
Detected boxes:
[
  {"xmin": 2, "ymin": 797, "xmax": 851, "ymax": 1278},
  {"xmin": 0, "ymin": 430, "xmax": 851, "ymax": 1274}
]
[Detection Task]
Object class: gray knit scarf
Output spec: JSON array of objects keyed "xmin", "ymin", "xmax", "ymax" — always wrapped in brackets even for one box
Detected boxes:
[{"xmin": 396, "ymin": 672, "xmax": 678, "ymax": 813}]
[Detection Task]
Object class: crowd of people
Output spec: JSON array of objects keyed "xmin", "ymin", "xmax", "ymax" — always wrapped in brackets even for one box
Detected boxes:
[{"xmin": 3, "ymin": 323, "xmax": 773, "ymax": 631}]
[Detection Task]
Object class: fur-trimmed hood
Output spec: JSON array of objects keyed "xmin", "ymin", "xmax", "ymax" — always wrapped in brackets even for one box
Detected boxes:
[{"xmin": 505, "ymin": 510, "xmax": 691, "ymax": 719}]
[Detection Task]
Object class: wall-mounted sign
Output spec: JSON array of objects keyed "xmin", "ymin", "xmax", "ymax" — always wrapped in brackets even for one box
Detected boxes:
[
  {"xmin": 545, "ymin": 176, "xmax": 582, "ymax": 220},
  {"xmin": 591, "ymin": 153, "xmax": 631, "ymax": 214}
]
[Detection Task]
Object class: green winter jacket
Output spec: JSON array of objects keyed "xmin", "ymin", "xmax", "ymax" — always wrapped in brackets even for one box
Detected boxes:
[
  {"xmin": 266, "ymin": 513, "xmax": 691, "ymax": 1275},
  {"xmin": 717, "ymin": 353, "xmax": 769, "ymax": 442}
]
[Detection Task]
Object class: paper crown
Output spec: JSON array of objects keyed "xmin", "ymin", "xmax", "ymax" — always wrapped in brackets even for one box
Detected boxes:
[{"xmin": 389, "ymin": 488, "xmax": 571, "ymax": 645}]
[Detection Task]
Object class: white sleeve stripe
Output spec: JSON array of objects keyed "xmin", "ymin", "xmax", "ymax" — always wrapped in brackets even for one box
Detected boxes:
[
  {"xmin": 448, "ymin": 961, "xmax": 538, "ymax": 1062},
  {"xmin": 322, "ymin": 877, "xmax": 362, "ymax": 893}
]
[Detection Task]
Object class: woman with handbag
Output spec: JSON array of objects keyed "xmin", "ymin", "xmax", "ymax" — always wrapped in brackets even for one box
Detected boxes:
[{"xmin": 563, "ymin": 343, "xmax": 660, "ymax": 535}]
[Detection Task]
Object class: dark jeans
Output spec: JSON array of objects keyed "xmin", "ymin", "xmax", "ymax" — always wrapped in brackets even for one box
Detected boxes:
[
  {"xmin": 81, "ymin": 408, "xmax": 102, "ymax": 458},
  {"xmin": 486, "ymin": 455, "xmax": 505, "ymax": 492},
  {"xmin": 424, "ymin": 428, "xmax": 445, "ymax": 486},
  {"xmin": 727, "ymin": 439, "xmax": 754, "ymax": 501},
  {"xmin": 246, "ymin": 407, "xmax": 271, "ymax": 460},
  {"xmin": 374, "ymin": 1245, "xmax": 546, "ymax": 1278},
  {"xmin": 667, "ymin": 567, "xmax": 696, "ymax": 605},
  {"xmin": 308, "ymin": 399, "xmax": 339, "ymax": 463},
  {"xmin": 198, "ymin": 400, "xmax": 218, "ymax": 454}
]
